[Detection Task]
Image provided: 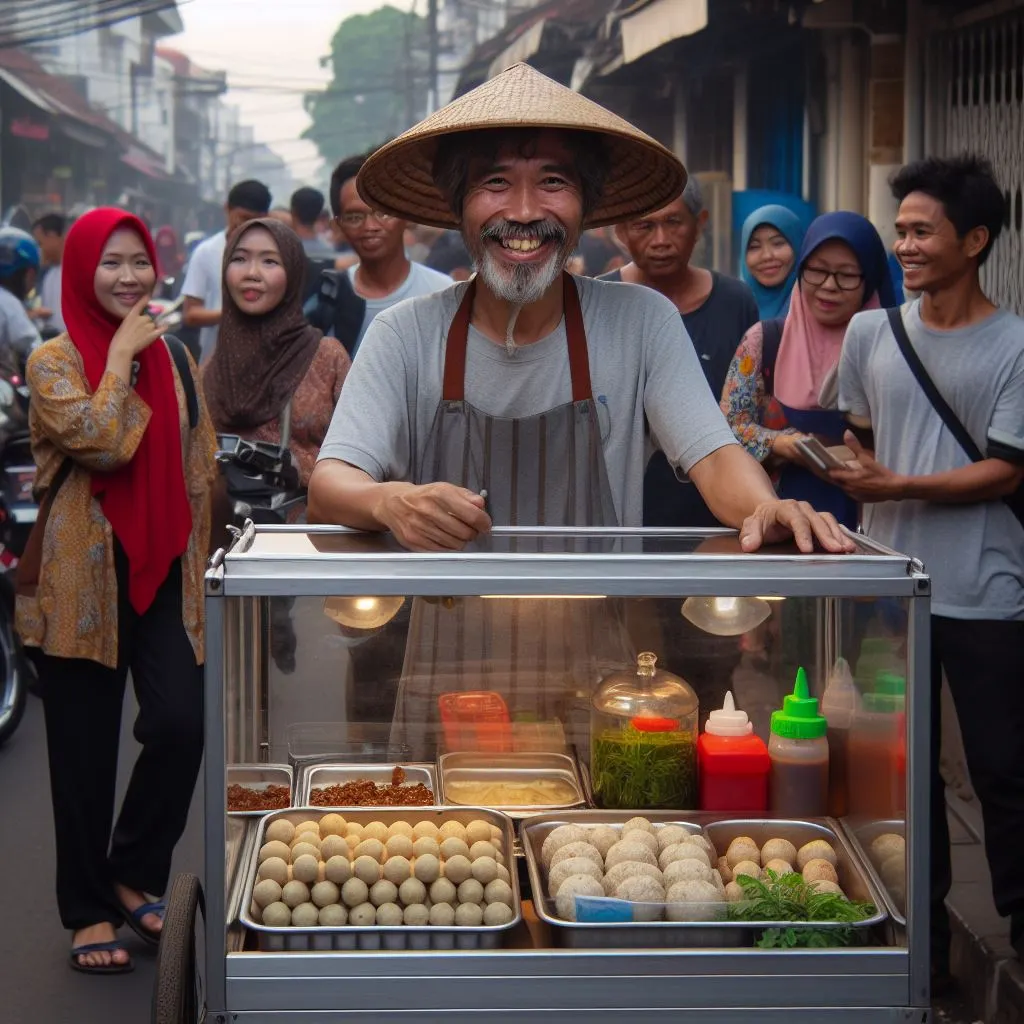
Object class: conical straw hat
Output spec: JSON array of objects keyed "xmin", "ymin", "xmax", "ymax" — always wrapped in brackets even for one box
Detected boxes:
[{"xmin": 357, "ymin": 63, "xmax": 686, "ymax": 229}]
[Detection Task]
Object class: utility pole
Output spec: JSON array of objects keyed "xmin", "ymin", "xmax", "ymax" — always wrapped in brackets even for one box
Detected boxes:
[{"xmin": 427, "ymin": 0, "xmax": 439, "ymax": 112}]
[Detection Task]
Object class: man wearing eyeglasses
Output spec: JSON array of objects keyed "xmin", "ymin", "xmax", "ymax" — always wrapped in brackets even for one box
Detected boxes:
[
  {"xmin": 306, "ymin": 153, "xmax": 453, "ymax": 358},
  {"xmin": 600, "ymin": 178, "xmax": 759, "ymax": 526}
]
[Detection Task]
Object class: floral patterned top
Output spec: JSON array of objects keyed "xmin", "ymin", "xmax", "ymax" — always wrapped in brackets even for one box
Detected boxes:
[
  {"xmin": 720, "ymin": 320, "xmax": 800, "ymax": 463},
  {"xmin": 16, "ymin": 335, "xmax": 218, "ymax": 669},
  {"xmin": 247, "ymin": 338, "xmax": 350, "ymax": 486}
]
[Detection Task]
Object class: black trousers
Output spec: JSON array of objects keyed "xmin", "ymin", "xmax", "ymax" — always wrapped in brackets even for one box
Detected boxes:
[
  {"xmin": 931, "ymin": 615, "xmax": 1024, "ymax": 959},
  {"xmin": 39, "ymin": 546, "xmax": 204, "ymax": 931}
]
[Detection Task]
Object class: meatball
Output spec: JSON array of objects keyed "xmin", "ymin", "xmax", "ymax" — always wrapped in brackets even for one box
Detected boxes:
[
  {"xmin": 429, "ymin": 903, "xmax": 456, "ymax": 927},
  {"xmin": 382, "ymin": 855, "xmax": 412, "ymax": 886},
  {"xmin": 761, "ymin": 838, "xmax": 798, "ymax": 866},
  {"xmin": 318, "ymin": 813, "xmax": 347, "ymax": 837},
  {"xmin": 621, "ymin": 829, "xmax": 659, "ymax": 858},
  {"xmin": 763, "ymin": 858, "xmax": 795, "ymax": 877},
  {"xmin": 655, "ymin": 825, "xmax": 693, "ymax": 853},
  {"xmin": 341, "ymin": 878, "xmax": 369, "ymax": 908},
  {"xmin": 483, "ymin": 902, "xmax": 514, "ymax": 926},
  {"xmin": 375, "ymin": 902, "xmax": 404, "ymax": 926},
  {"xmin": 613, "ymin": 876, "xmax": 665, "ymax": 903},
  {"xmin": 259, "ymin": 840, "xmax": 292, "ymax": 865},
  {"xmin": 438, "ymin": 820, "xmax": 468, "ymax": 843},
  {"xmin": 399, "ymin": 877, "xmax": 428, "ymax": 907},
  {"xmin": 457, "ymin": 879, "xmax": 485, "ymax": 905},
  {"xmin": 252, "ymin": 879, "xmax": 282, "ymax": 909},
  {"xmin": 411, "ymin": 821, "xmax": 439, "ymax": 841},
  {"xmin": 413, "ymin": 854, "xmax": 441, "ymax": 884},
  {"xmin": 469, "ymin": 840, "xmax": 498, "ymax": 862},
  {"xmin": 438, "ymin": 838, "xmax": 468, "ymax": 861},
  {"xmin": 318, "ymin": 904, "xmax": 347, "ymax": 926},
  {"xmin": 622, "ymin": 816, "xmax": 654, "ymax": 834},
  {"xmin": 291, "ymin": 842, "xmax": 320, "ymax": 863},
  {"xmin": 725, "ymin": 838, "xmax": 761, "ymax": 869},
  {"xmin": 258, "ymin": 857, "xmax": 289, "ymax": 887},
  {"xmin": 291, "ymin": 902, "xmax": 319, "ymax": 928},
  {"xmin": 363, "ymin": 822, "xmax": 390, "ymax": 843},
  {"xmin": 261, "ymin": 901, "xmax": 291, "ymax": 927},
  {"xmin": 541, "ymin": 825, "xmax": 589, "ymax": 867},
  {"xmin": 796, "ymin": 840, "xmax": 837, "ymax": 870},
  {"xmin": 587, "ymin": 826, "xmax": 619, "ymax": 859},
  {"xmin": 443, "ymin": 855, "xmax": 473, "ymax": 885},
  {"xmin": 429, "ymin": 878, "xmax": 457, "ymax": 906},
  {"xmin": 311, "ymin": 881, "xmax": 341, "ymax": 908},
  {"xmin": 292, "ymin": 855, "xmax": 320, "ymax": 886},
  {"xmin": 870, "ymin": 833, "xmax": 905, "ymax": 866},
  {"xmin": 385, "ymin": 835, "xmax": 414, "ymax": 860},
  {"xmin": 802, "ymin": 858, "xmax": 839, "ymax": 885},
  {"xmin": 404, "ymin": 903, "xmax": 430, "ymax": 926},
  {"xmin": 665, "ymin": 879, "xmax": 726, "ymax": 922},
  {"xmin": 605, "ymin": 841, "xmax": 658, "ymax": 870},
  {"xmin": 320, "ymin": 835, "xmax": 349, "ymax": 862},
  {"xmin": 471, "ymin": 856, "xmax": 499, "ymax": 885},
  {"xmin": 281, "ymin": 880, "xmax": 310, "ymax": 909},
  {"xmin": 659, "ymin": 844, "xmax": 711, "ymax": 871},
  {"xmin": 349, "ymin": 902, "xmax": 376, "ymax": 927},
  {"xmin": 455, "ymin": 902, "xmax": 484, "ymax": 927},
  {"xmin": 554, "ymin": 874, "xmax": 604, "ymax": 921},
  {"xmin": 662, "ymin": 859, "xmax": 714, "ymax": 887},
  {"xmin": 353, "ymin": 855, "xmax": 381, "ymax": 886},
  {"xmin": 354, "ymin": 839, "xmax": 385, "ymax": 863},
  {"xmin": 550, "ymin": 842, "xmax": 603, "ymax": 872},
  {"xmin": 731, "ymin": 860, "xmax": 761, "ymax": 882},
  {"xmin": 549, "ymin": 857, "xmax": 603, "ymax": 897},
  {"xmin": 265, "ymin": 820, "xmax": 296, "ymax": 845},
  {"xmin": 601, "ymin": 861, "xmax": 663, "ymax": 896},
  {"xmin": 369, "ymin": 880, "xmax": 399, "ymax": 907},
  {"xmin": 466, "ymin": 820, "xmax": 493, "ymax": 845},
  {"xmin": 484, "ymin": 879, "xmax": 514, "ymax": 907}
]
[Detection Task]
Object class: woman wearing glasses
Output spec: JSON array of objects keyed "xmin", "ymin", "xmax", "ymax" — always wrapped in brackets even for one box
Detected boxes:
[{"xmin": 721, "ymin": 212, "xmax": 900, "ymax": 526}]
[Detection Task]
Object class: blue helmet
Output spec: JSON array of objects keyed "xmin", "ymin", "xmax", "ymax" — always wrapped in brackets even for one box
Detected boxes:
[{"xmin": 0, "ymin": 227, "xmax": 41, "ymax": 279}]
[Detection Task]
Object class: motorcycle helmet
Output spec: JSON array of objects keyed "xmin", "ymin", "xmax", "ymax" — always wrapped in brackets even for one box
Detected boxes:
[{"xmin": 0, "ymin": 227, "xmax": 41, "ymax": 279}]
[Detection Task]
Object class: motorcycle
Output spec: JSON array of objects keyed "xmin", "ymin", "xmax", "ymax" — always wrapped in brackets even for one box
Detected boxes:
[{"xmin": 0, "ymin": 372, "xmax": 31, "ymax": 745}]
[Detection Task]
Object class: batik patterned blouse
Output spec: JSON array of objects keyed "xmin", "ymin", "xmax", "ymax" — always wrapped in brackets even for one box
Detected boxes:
[
  {"xmin": 16, "ymin": 335, "xmax": 217, "ymax": 668},
  {"xmin": 720, "ymin": 321, "xmax": 799, "ymax": 463}
]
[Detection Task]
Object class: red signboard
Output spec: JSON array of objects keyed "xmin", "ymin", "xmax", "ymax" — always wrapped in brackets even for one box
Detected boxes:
[{"xmin": 10, "ymin": 118, "xmax": 49, "ymax": 141}]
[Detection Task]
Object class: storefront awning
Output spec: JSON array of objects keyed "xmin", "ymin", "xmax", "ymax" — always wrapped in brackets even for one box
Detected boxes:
[
  {"xmin": 122, "ymin": 145, "xmax": 170, "ymax": 179},
  {"xmin": 488, "ymin": 19, "xmax": 548, "ymax": 79},
  {"xmin": 0, "ymin": 67, "xmax": 57, "ymax": 114},
  {"xmin": 618, "ymin": 0, "xmax": 708, "ymax": 64}
]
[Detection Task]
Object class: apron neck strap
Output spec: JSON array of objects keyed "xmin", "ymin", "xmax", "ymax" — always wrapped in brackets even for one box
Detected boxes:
[{"xmin": 442, "ymin": 272, "xmax": 594, "ymax": 403}]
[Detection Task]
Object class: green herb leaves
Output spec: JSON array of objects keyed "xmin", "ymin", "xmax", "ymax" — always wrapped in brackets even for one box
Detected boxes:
[
  {"xmin": 592, "ymin": 727, "xmax": 697, "ymax": 809},
  {"xmin": 727, "ymin": 870, "xmax": 876, "ymax": 949}
]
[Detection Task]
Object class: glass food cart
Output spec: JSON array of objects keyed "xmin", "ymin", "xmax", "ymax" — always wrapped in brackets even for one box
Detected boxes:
[{"xmin": 167, "ymin": 524, "xmax": 930, "ymax": 1023}]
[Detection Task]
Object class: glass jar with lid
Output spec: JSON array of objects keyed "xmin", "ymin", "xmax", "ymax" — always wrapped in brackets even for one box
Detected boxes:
[{"xmin": 590, "ymin": 652, "xmax": 699, "ymax": 809}]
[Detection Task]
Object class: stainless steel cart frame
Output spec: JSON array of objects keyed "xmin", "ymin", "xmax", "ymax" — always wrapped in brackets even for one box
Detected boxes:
[{"xmin": 202, "ymin": 524, "xmax": 931, "ymax": 1023}]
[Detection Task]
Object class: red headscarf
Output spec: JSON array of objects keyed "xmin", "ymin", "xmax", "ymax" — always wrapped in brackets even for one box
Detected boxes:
[{"xmin": 62, "ymin": 208, "xmax": 193, "ymax": 615}]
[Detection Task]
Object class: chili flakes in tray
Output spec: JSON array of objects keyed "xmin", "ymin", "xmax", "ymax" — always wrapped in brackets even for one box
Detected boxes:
[
  {"xmin": 309, "ymin": 766, "xmax": 435, "ymax": 807},
  {"xmin": 227, "ymin": 783, "xmax": 292, "ymax": 812}
]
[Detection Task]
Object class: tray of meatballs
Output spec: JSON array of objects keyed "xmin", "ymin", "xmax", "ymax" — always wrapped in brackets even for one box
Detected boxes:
[
  {"xmin": 242, "ymin": 807, "xmax": 520, "ymax": 951},
  {"xmin": 521, "ymin": 812, "xmax": 888, "ymax": 948}
]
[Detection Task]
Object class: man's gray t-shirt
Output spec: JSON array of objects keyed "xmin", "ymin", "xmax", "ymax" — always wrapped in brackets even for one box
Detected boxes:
[
  {"xmin": 347, "ymin": 261, "xmax": 454, "ymax": 353},
  {"xmin": 318, "ymin": 275, "xmax": 739, "ymax": 527},
  {"xmin": 839, "ymin": 301, "xmax": 1024, "ymax": 620}
]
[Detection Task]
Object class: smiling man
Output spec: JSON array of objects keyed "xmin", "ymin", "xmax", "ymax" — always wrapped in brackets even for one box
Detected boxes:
[
  {"xmin": 308, "ymin": 63, "xmax": 849, "ymax": 555},
  {"xmin": 835, "ymin": 155, "xmax": 1024, "ymax": 979}
]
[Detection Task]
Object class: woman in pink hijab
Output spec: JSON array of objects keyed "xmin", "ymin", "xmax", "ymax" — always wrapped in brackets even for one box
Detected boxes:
[{"xmin": 721, "ymin": 211, "xmax": 901, "ymax": 527}]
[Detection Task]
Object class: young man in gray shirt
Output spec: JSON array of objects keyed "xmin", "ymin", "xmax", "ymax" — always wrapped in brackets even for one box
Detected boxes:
[{"xmin": 835, "ymin": 155, "xmax": 1024, "ymax": 978}]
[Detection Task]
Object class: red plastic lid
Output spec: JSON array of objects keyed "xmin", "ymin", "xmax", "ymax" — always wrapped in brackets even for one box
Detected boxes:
[
  {"xmin": 438, "ymin": 691, "xmax": 512, "ymax": 752},
  {"xmin": 630, "ymin": 716, "xmax": 680, "ymax": 732}
]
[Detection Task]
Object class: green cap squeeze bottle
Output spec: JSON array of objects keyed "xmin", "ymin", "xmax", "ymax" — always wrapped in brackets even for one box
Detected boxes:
[{"xmin": 768, "ymin": 667, "xmax": 830, "ymax": 816}]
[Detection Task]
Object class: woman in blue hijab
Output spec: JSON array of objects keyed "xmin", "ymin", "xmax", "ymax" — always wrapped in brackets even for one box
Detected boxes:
[
  {"xmin": 723, "ymin": 211, "xmax": 902, "ymax": 528},
  {"xmin": 740, "ymin": 204, "xmax": 806, "ymax": 319}
]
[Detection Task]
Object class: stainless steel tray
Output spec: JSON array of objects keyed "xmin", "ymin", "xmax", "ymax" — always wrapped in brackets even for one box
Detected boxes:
[
  {"xmin": 521, "ymin": 812, "xmax": 888, "ymax": 949},
  {"xmin": 226, "ymin": 816, "xmax": 259, "ymax": 925},
  {"xmin": 227, "ymin": 763, "xmax": 294, "ymax": 817},
  {"xmin": 521, "ymin": 810, "xmax": 732, "ymax": 948},
  {"xmin": 240, "ymin": 806, "xmax": 520, "ymax": 951},
  {"xmin": 841, "ymin": 819, "xmax": 907, "ymax": 927},
  {"xmin": 296, "ymin": 763, "xmax": 438, "ymax": 807},
  {"xmin": 437, "ymin": 752, "xmax": 585, "ymax": 818}
]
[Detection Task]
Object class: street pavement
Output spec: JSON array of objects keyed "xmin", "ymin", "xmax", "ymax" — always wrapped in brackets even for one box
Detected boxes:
[
  {"xmin": 0, "ymin": 689, "xmax": 980, "ymax": 1023},
  {"xmin": 0, "ymin": 690, "xmax": 204, "ymax": 1023}
]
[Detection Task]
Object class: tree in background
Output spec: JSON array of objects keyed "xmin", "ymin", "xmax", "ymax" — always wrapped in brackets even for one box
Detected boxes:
[{"xmin": 305, "ymin": 5, "xmax": 427, "ymax": 165}]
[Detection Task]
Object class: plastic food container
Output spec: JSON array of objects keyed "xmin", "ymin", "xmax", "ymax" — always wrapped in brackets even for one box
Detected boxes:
[{"xmin": 241, "ymin": 807, "xmax": 522, "ymax": 951}]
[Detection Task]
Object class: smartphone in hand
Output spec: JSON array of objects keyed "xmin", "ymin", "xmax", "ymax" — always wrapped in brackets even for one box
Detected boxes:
[{"xmin": 796, "ymin": 437, "xmax": 850, "ymax": 472}]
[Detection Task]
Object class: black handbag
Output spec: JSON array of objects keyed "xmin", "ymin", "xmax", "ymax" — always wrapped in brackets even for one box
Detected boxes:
[{"xmin": 887, "ymin": 307, "xmax": 1024, "ymax": 530}]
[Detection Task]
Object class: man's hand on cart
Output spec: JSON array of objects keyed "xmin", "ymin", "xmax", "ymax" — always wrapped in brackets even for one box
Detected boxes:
[{"xmin": 739, "ymin": 499, "xmax": 854, "ymax": 554}]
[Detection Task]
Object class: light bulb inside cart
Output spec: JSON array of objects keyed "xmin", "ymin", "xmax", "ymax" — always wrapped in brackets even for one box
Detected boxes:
[
  {"xmin": 680, "ymin": 596, "xmax": 772, "ymax": 636},
  {"xmin": 323, "ymin": 596, "xmax": 406, "ymax": 632}
]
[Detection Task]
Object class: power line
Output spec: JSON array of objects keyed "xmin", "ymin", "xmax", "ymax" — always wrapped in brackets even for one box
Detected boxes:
[{"xmin": 0, "ymin": 0, "xmax": 192, "ymax": 49}]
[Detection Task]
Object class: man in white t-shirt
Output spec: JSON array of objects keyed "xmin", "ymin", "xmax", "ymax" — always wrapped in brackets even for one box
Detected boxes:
[
  {"xmin": 32, "ymin": 212, "xmax": 66, "ymax": 333},
  {"xmin": 306, "ymin": 154, "xmax": 452, "ymax": 357},
  {"xmin": 182, "ymin": 179, "xmax": 272, "ymax": 361}
]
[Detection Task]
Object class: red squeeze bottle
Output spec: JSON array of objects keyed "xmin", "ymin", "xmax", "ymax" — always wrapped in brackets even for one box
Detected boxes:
[{"xmin": 697, "ymin": 691, "xmax": 770, "ymax": 813}]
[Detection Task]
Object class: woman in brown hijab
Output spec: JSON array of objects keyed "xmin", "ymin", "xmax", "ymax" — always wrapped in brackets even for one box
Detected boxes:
[{"xmin": 203, "ymin": 217, "xmax": 350, "ymax": 485}]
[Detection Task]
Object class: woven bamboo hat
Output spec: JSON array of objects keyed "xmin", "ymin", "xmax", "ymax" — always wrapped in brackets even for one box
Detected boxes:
[{"xmin": 356, "ymin": 63, "xmax": 686, "ymax": 229}]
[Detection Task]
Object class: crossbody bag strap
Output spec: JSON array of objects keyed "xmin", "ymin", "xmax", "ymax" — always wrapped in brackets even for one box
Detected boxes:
[
  {"xmin": 164, "ymin": 335, "xmax": 198, "ymax": 430},
  {"xmin": 886, "ymin": 307, "xmax": 985, "ymax": 462},
  {"xmin": 760, "ymin": 317, "xmax": 785, "ymax": 398},
  {"xmin": 280, "ymin": 398, "xmax": 293, "ymax": 451}
]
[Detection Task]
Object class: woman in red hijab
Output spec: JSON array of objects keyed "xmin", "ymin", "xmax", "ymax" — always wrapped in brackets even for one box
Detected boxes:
[{"xmin": 16, "ymin": 208, "xmax": 216, "ymax": 974}]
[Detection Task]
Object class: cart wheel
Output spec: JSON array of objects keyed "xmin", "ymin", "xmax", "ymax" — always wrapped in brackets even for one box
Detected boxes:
[{"xmin": 152, "ymin": 873, "xmax": 205, "ymax": 1024}]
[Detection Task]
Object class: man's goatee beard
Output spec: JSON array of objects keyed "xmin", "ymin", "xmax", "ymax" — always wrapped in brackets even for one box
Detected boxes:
[{"xmin": 476, "ymin": 246, "xmax": 566, "ymax": 307}]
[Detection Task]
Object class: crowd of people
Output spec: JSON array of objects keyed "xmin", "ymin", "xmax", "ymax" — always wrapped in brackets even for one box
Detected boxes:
[{"xmin": 2, "ymin": 62, "xmax": 1020, "ymax": 996}]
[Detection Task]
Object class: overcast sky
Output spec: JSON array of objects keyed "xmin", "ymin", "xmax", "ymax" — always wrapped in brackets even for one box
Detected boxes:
[{"xmin": 170, "ymin": 0, "xmax": 397, "ymax": 183}]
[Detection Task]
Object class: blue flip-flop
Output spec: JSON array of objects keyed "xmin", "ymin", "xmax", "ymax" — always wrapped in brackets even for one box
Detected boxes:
[
  {"xmin": 118, "ymin": 899, "xmax": 166, "ymax": 947},
  {"xmin": 70, "ymin": 940, "xmax": 134, "ymax": 975}
]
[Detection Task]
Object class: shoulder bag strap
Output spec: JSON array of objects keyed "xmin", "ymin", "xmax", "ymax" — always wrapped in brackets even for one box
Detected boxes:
[
  {"xmin": 886, "ymin": 307, "xmax": 984, "ymax": 462},
  {"xmin": 760, "ymin": 317, "xmax": 785, "ymax": 398},
  {"xmin": 280, "ymin": 398, "xmax": 293, "ymax": 451},
  {"xmin": 164, "ymin": 335, "xmax": 198, "ymax": 430}
]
